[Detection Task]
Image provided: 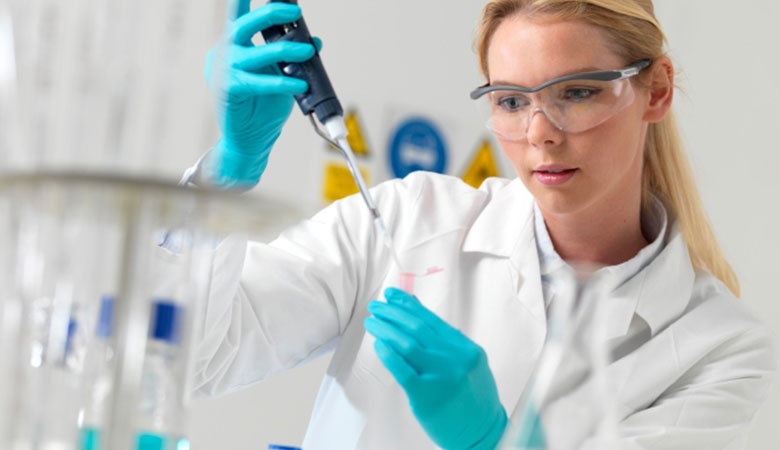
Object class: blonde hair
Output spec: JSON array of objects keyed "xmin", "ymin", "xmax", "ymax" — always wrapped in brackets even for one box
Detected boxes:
[{"xmin": 476, "ymin": 0, "xmax": 740, "ymax": 297}]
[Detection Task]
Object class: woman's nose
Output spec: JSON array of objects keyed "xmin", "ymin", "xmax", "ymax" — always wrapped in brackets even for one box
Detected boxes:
[{"xmin": 525, "ymin": 108, "xmax": 564, "ymax": 148}]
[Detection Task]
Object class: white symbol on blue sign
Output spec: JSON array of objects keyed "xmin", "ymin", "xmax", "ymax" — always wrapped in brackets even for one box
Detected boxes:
[{"xmin": 388, "ymin": 117, "xmax": 448, "ymax": 178}]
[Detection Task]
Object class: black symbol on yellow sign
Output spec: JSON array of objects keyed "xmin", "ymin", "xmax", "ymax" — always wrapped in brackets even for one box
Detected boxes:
[
  {"xmin": 461, "ymin": 140, "xmax": 500, "ymax": 188},
  {"xmin": 329, "ymin": 110, "xmax": 369, "ymax": 156}
]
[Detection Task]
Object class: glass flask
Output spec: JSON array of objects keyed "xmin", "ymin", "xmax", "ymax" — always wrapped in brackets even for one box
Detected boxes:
[{"xmin": 499, "ymin": 263, "xmax": 623, "ymax": 450}]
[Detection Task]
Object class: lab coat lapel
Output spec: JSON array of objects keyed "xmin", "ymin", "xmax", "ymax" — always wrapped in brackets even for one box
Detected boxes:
[
  {"xmin": 560, "ymin": 218, "xmax": 691, "ymax": 343},
  {"xmin": 460, "ymin": 177, "xmax": 545, "ymax": 320},
  {"xmin": 461, "ymin": 178, "xmax": 547, "ymax": 412},
  {"xmin": 503, "ymin": 205, "xmax": 548, "ymax": 411},
  {"xmin": 509, "ymin": 215, "xmax": 546, "ymax": 319},
  {"xmin": 539, "ymin": 227, "xmax": 699, "ymax": 443},
  {"xmin": 624, "ymin": 225, "xmax": 695, "ymax": 336},
  {"xmin": 461, "ymin": 178, "xmax": 534, "ymax": 257}
]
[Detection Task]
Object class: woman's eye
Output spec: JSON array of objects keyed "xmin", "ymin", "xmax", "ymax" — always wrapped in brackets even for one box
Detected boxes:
[
  {"xmin": 563, "ymin": 88, "xmax": 600, "ymax": 102},
  {"xmin": 496, "ymin": 95, "xmax": 529, "ymax": 111}
]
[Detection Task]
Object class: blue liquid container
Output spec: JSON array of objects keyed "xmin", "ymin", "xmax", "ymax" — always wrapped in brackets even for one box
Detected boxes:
[
  {"xmin": 78, "ymin": 295, "xmax": 116, "ymax": 450},
  {"xmin": 135, "ymin": 300, "xmax": 184, "ymax": 450}
]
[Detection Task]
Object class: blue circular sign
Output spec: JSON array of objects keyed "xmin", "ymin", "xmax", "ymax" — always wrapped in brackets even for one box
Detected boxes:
[{"xmin": 388, "ymin": 117, "xmax": 448, "ymax": 178}]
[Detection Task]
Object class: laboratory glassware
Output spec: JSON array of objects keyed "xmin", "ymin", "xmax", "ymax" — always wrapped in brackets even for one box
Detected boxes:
[{"xmin": 0, "ymin": 173, "xmax": 298, "ymax": 450}]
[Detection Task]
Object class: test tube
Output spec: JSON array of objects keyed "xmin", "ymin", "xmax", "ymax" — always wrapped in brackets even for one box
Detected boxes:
[{"xmin": 399, "ymin": 268, "xmax": 443, "ymax": 295}]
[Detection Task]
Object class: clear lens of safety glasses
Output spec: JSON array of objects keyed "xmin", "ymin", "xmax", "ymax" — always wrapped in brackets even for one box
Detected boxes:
[{"xmin": 471, "ymin": 60, "xmax": 652, "ymax": 142}]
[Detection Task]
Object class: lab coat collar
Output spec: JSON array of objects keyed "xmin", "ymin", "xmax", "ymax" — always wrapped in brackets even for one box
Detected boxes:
[
  {"xmin": 534, "ymin": 195, "xmax": 668, "ymax": 283},
  {"xmin": 460, "ymin": 179, "xmax": 695, "ymax": 337},
  {"xmin": 594, "ymin": 219, "xmax": 694, "ymax": 340},
  {"xmin": 462, "ymin": 178, "xmax": 543, "ymax": 318},
  {"xmin": 531, "ymin": 195, "xmax": 671, "ymax": 340},
  {"xmin": 461, "ymin": 177, "xmax": 535, "ymax": 257},
  {"xmin": 616, "ymin": 224, "xmax": 695, "ymax": 337}
]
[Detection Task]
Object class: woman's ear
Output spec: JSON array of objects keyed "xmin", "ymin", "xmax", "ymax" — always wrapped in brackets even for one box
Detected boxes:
[{"xmin": 642, "ymin": 56, "xmax": 674, "ymax": 123}]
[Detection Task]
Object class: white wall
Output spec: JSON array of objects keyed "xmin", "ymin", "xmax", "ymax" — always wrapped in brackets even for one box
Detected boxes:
[
  {"xmin": 188, "ymin": 1, "xmax": 780, "ymax": 448},
  {"xmin": 653, "ymin": 2, "xmax": 780, "ymax": 449}
]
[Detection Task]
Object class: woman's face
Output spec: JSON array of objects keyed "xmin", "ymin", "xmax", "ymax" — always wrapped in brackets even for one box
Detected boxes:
[{"xmin": 486, "ymin": 15, "xmax": 651, "ymax": 217}]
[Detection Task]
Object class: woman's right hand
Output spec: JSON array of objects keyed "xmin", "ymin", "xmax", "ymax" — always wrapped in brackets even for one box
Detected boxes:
[{"xmin": 204, "ymin": 1, "xmax": 319, "ymax": 189}]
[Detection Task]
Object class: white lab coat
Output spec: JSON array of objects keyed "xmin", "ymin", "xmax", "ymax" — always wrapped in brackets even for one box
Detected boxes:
[{"xmin": 184, "ymin": 172, "xmax": 776, "ymax": 449}]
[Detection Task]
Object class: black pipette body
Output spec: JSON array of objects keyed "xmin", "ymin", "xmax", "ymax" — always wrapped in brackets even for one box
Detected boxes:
[{"xmin": 261, "ymin": 0, "xmax": 343, "ymax": 124}]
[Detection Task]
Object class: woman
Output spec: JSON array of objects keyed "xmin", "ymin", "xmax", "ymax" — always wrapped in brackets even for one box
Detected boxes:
[{"xmin": 189, "ymin": 0, "xmax": 776, "ymax": 448}]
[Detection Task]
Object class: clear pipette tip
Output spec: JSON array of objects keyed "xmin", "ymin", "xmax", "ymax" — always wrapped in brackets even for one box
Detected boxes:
[{"xmin": 374, "ymin": 215, "xmax": 405, "ymax": 273}]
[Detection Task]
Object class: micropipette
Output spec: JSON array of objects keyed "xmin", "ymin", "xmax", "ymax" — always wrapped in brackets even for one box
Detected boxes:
[{"xmin": 261, "ymin": 0, "xmax": 404, "ymax": 271}]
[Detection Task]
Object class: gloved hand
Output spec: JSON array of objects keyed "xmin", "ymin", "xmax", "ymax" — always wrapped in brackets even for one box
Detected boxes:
[
  {"xmin": 364, "ymin": 287, "xmax": 508, "ymax": 450},
  {"xmin": 204, "ymin": 1, "xmax": 320, "ymax": 188}
]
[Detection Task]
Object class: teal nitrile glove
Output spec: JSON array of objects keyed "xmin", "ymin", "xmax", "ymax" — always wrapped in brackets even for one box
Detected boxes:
[
  {"xmin": 364, "ymin": 287, "xmax": 508, "ymax": 450},
  {"xmin": 204, "ymin": 1, "xmax": 321, "ymax": 189}
]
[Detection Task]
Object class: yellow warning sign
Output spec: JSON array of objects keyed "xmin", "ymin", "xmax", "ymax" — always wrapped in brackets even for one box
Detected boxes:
[
  {"xmin": 330, "ymin": 110, "xmax": 369, "ymax": 156},
  {"xmin": 461, "ymin": 140, "xmax": 500, "ymax": 188},
  {"xmin": 322, "ymin": 161, "xmax": 371, "ymax": 203}
]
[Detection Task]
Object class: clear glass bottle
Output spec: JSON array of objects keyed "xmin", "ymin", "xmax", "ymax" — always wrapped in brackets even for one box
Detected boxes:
[
  {"xmin": 77, "ymin": 295, "xmax": 116, "ymax": 450},
  {"xmin": 135, "ymin": 300, "xmax": 184, "ymax": 450}
]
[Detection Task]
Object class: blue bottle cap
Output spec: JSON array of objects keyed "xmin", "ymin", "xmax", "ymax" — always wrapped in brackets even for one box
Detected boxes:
[
  {"xmin": 95, "ymin": 295, "xmax": 115, "ymax": 338},
  {"xmin": 150, "ymin": 300, "xmax": 181, "ymax": 344},
  {"xmin": 65, "ymin": 317, "xmax": 78, "ymax": 354},
  {"xmin": 268, "ymin": 446, "xmax": 301, "ymax": 450}
]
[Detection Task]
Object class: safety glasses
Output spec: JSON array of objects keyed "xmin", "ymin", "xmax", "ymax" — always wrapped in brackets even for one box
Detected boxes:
[{"xmin": 470, "ymin": 60, "xmax": 652, "ymax": 141}]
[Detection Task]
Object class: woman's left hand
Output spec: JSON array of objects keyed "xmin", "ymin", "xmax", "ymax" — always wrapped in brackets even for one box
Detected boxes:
[{"xmin": 364, "ymin": 287, "xmax": 508, "ymax": 450}]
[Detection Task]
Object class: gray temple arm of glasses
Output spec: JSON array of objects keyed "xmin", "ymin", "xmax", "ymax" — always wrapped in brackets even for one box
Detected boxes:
[{"xmin": 469, "ymin": 59, "xmax": 652, "ymax": 100}]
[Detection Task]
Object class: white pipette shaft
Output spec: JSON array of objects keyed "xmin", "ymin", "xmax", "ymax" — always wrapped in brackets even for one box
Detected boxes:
[
  {"xmin": 324, "ymin": 117, "xmax": 375, "ymax": 211},
  {"xmin": 324, "ymin": 117, "xmax": 377, "ymax": 213},
  {"xmin": 323, "ymin": 116, "xmax": 404, "ymax": 272}
]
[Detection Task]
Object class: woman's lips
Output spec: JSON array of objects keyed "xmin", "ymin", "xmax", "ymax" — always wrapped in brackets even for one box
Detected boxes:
[{"xmin": 533, "ymin": 168, "xmax": 578, "ymax": 186}]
